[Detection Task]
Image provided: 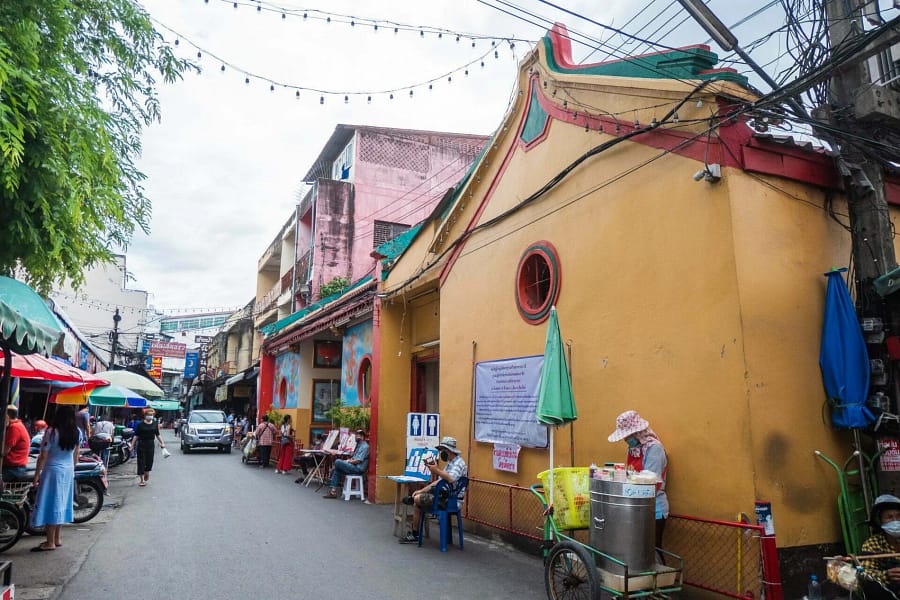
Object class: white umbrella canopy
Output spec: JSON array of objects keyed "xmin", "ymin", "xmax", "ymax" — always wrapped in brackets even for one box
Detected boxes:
[{"xmin": 93, "ymin": 370, "xmax": 165, "ymax": 398}]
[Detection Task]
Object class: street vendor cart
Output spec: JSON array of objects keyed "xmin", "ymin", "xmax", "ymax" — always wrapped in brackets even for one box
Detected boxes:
[{"xmin": 531, "ymin": 468, "xmax": 683, "ymax": 600}]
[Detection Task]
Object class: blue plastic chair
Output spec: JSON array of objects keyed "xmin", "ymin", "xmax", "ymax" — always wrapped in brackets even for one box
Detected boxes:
[{"xmin": 417, "ymin": 476, "xmax": 468, "ymax": 552}]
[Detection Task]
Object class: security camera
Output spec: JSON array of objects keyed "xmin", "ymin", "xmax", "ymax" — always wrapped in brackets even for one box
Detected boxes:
[{"xmin": 693, "ymin": 169, "xmax": 707, "ymax": 181}]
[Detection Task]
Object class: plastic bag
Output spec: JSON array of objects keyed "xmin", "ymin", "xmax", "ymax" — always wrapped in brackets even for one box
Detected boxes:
[
  {"xmin": 161, "ymin": 447, "xmax": 171, "ymax": 459},
  {"xmin": 244, "ymin": 438, "xmax": 257, "ymax": 457}
]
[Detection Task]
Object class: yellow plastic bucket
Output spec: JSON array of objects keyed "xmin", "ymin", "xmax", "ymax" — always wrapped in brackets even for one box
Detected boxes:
[{"xmin": 538, "ymin": 467, "xmax": 591, "ymax": 530}]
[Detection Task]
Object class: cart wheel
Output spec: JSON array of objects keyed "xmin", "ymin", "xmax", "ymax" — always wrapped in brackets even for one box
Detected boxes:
[{"xmin": 544, "ymin": 540, "xmax": 601, "ymax": 600}]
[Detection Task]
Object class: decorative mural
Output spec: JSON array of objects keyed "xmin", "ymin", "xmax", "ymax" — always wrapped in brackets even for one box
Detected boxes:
[
  {"xmin": 273, "ymin": 352, "xmax": 300, "ymax": 409},
  {"xmin": 341, "ymin": 320, "xmax": 372, "ymax": 406}
]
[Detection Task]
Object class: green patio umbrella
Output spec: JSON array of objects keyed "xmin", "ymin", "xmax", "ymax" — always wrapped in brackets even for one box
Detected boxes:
[
  {"xmin": 536, "ymin": 306, "xmax": 577, "ymax": 509},
  {"xmin": 0, "ymin": 276, "xmax": 64, "ymax": 485},
  {"xmin": 0, "ymin": 276, "xmax": 63, "ymax": 356}
]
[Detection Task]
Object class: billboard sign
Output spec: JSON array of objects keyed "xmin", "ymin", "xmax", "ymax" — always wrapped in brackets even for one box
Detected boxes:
[{"xmin": 149, "ymin": 340, "xmax": 186, "ymax": 359}]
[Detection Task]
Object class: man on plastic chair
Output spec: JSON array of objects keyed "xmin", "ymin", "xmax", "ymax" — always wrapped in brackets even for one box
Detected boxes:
[
  {"xmin": 322, "ymin": 430, "xmax": 369, "ymax": 499},
  {"xmin": 399, "ymin": 436, "xmax": 467, "ymax": 544}
]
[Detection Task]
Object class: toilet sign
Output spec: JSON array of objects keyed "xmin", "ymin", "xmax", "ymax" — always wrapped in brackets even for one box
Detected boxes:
[{"xmin": 407, "ymin": 412, "xmax": 439, "ymax": 456}]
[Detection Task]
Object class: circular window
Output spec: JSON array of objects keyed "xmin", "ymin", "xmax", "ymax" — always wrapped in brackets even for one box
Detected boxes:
[
  {"xmin": 515, "ymin": 241, "xmax": 561, "ymax": 324},
  {"xmin": 357, "ymin": 355, "xmax": 373, "ymax": 406}
]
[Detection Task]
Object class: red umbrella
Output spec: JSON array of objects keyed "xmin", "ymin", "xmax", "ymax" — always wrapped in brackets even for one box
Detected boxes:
[{"xmin": 0, "ymin": 350, "xmax": 109, "ymax": 385}]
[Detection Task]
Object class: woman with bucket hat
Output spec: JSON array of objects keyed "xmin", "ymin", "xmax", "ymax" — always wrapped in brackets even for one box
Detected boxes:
[
  {"xmin": 608, "ymin": 410, "xmax": 669, "ymax": 549},
  {"xmin": 858, "ymin": 494, "xmax": 900, "ymax": 597}
]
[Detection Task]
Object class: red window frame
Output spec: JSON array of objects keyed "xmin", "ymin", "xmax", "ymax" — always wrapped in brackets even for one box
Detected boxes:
[{"xmin": 515, "ymin": 241, "xmax": 561, "ymax": 324}]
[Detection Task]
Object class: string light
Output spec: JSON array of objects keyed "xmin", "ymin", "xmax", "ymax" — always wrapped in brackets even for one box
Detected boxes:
[{"xmin": 151, "ymin": 16, "xmax": 514, "ymax": 104}]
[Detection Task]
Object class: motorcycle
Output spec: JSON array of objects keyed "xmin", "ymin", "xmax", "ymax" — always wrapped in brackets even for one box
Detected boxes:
[{"xmin": 12, "ymin": 453, "xmax": 108, "ymax": 536}]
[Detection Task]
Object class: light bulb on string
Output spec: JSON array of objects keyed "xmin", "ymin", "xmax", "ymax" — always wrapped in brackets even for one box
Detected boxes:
[
  {"xmin": 447, "ymin": 75, "xmax": 452, "ymax": 83},
  {"xmin": 480, "ymin": 61, "xmax": 484, "ymax": 68},
  {"xmin": 409, "ymin": 89, "xmax": 414, "ymax": 98},
  {"xmin": 456, "ymin": 36, "xmax": 460, "ymax": 43},
  {"xmin": 428, "ymin": 83, "xmax": 433, "ymax": 90},
  {"xmin": 326, "ymin": 17, "xmax": 331, "ymax": 23},
  {"xmin": 344, "ymin": 95, "xmax": 349, "ymax": 104},
  {"xmin": 367, "ymin": 95, "xmax": 372, "ymax": 104},
  {"xmin": 320, "ymin": 96, "xmax": 324, "ymax": 105},
  {"xmin": 295, "ymin": 90, "xmax": 300, "ymax": 99},
  {"xmin": 220, "ymin": 65, "xmax": 225, "ymax": 72},
  {"xmin": 673, "ymin": 112, "xmax": 679, "ymax": 123},
  {"xmin": 374, "ymin": 24, "xmax": 378, "ymax": 31},
  {"xmin": 282, "ymin": 12, "xmax": 286, "ymax": 19},
  {"xmin": 471, "ymin": 40, "xmax": 475, "ymax": 47},
  {"xmin": 494, "ymin": 50, "xmax": 499, "ymax": 59},
  {"xmin": 464, "ymin": 69, "xmax": 469, "ymax": 76},
  {"xmin": 196, "ymin": 51, "xmax": 202, "ymax": 59},
  {"xmin": 232, "ymin": 1, "xmax": 237, "ymax": 8},
  {"xmin": 245, "ymin": 77, "xmax": 250, "ymax": 84},
  {"xmin": 420, "ymin": 30, "xmax": 424, "ymax": 37},
  {"xmin": 438, "ymin": 32, "xmax": 442, "ymax": 39},
  {"xmin": 270, "ymin": 84, "xmax": 275, "ymax": 92},
  {"xmin": 351, "ymin": 19, "xmax": 355, "ymax": 26},
  {"xmin": 174, "ymin": 39, "xmax": 179, "ymax": 46},
  {"xmin": 303, "ymin": 12, "xmax": 307, "ymax": 19},
  {"xmin": 257, "ymin": 5, "xmax": 261, "ymax": 11},
  {"xmin": 389, "ymin": 93, "xmax": 394, "ymax": 100},
  {"xmin": 394, "ymin": 27, "xmax": 399, "ymax": 34}
]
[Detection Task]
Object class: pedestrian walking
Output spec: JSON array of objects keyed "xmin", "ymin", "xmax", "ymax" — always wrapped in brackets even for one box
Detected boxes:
[
  {"xmin": 131, "ymin": 408, "xmax": 167, "ymax": 487},
  {"xmin": 30, "ymin": 405, "xmax": 79, "ymax": 552},
  {"xmin": 275, "ymin": 415, "xmax": 294, "ymax": 474},
  {"xmin": 254, "ymin": 415, "xmax": 276, "ymax": 469}
]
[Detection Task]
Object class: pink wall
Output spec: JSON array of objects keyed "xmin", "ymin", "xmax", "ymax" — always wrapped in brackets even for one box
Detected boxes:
[{"xmin": 305, "ymin": 129, "xmax": 487, "ymax": 302}]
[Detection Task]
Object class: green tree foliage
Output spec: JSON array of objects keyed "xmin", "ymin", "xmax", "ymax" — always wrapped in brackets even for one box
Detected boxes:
[
  {"xmin": 0, "ymin": 1, "xmax": 192, "ymax": 292},
  {"xmin": 319, "ymin": 276, "xmax": 350, "ymax": 299}
]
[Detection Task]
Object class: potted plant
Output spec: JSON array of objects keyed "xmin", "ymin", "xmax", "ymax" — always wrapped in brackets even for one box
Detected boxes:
[{"xmin": 323, "ymin": 399, "xmax": 370, "ymax": 432}]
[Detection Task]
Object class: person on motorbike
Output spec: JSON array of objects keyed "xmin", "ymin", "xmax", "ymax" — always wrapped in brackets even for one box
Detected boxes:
[{"xmin": 30, "ymin": 419, "xmax": 48, "ymax": 446}]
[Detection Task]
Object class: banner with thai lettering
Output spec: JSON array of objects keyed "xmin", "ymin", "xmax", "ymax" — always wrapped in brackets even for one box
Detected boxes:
[
  {"xmin": 149, "ymin": 340, "xmax": 186, "ymax": 359},
  {"xmin": 474, "ymin": 355, "xmax": 548, "ymax": 448},
  {"xmin": 492, "ymin": 443, "xmax": 521, "ymax": 472}
]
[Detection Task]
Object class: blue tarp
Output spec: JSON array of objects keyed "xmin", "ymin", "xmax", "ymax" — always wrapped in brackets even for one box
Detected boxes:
[{"xmin": 819, "ymin": 269, "xmax": 874, "ymax": 429}]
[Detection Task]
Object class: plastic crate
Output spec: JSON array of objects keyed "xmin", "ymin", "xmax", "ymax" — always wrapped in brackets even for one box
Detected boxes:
[{"xmin": 538, "ymin": 467, "xmax": 590, "ymax": 530}]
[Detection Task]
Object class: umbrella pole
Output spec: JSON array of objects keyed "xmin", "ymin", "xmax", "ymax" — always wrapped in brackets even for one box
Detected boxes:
[
  {"xmin": 854, "ymin": 429, "xmax": 873, "ymax": 520},
  {"xmin": 42, "ymin": 382, "xmax": 50, "ymax": 420},
  {"xmin": 566, "ymin": 340, "xmax": 574, "ymax": 466},
  {"xmin": 548, "ymin": 427, "xmax": 555, "ymax": 507},
  {"xmin": 0, "ymin": 342, "xmax": 11, "ymax": 485}
]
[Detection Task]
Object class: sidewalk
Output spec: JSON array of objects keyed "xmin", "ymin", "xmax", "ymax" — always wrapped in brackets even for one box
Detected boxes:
[{"xmin": 6, "ymin": 465, "xmax": 135, "ymax": 600}]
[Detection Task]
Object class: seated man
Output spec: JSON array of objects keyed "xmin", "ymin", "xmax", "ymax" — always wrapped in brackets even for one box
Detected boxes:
[
  {"xmin": 322, "ymin": 430, "xmax": 368, "ymax": 499},
  {"xmin": 2, "ymin": 406, "xmax": 31, "ymax": 481},
  {"xmin": 399, "ymin": 436, "xmax": 468, "ymax": 544},
  {"xmin": 294, "ymin": 434, "xmax": 326, "ymax": 484},
  {"xmin": 860, "ymin": 494, "xmax": 900, "ymax": 598}
]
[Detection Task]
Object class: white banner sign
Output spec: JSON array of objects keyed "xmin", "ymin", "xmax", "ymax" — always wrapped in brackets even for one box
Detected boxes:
[
  {"xmin": 474, "ymin": 355, "xmax": 548, "ymax": 448},
  {"xmin": 492, "ymin": 443, "xmax": 521, "ymax": 473}
]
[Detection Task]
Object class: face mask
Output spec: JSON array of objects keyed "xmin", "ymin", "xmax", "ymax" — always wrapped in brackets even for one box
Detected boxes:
[
  {"xmin": 884, "ymin": 520, "xmax": 900, "ymax": 537},
  {"xmin": 440, "ymin": 451, "xmax": 449, "ymax": 462},
  {"xmin": 144, "ymin": 417, "xmax": 153, "ymax": 423},
  {"xmin": 626, "ymin": 437, "xmax": 640, "ymax": 448}
]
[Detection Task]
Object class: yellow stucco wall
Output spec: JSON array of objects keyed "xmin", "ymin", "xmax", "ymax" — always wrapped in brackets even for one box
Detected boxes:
[{"xmin": 373, "ymin": 44, "xmax": 897, "ymax": 548}]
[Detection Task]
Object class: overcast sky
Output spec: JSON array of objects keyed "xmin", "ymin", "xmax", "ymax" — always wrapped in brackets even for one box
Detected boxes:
[{"xmin": 126, "ymin": 0, "xmax": 898, "ymax": 312}]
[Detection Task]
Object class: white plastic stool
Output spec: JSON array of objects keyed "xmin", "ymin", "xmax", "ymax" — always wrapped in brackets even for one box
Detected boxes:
[{"xmin": 342, "ymin": 475, "xmax": 366, "ymax": 501}]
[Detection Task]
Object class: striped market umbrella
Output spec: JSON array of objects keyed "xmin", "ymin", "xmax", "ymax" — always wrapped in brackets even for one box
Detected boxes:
[{"xmin": 53, "ymin": 383, "xmax": 148, "ymax": 408}]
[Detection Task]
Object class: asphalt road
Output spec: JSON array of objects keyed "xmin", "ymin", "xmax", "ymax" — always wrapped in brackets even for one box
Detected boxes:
[{"xmin": 42, "ymin": 430, "xmax": 545, "ymax": 600}]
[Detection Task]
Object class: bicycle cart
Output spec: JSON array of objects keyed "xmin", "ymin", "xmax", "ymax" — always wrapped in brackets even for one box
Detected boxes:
[{"xmin": 531, "ymin": 482, "xmax": 683, "ymax": 600}]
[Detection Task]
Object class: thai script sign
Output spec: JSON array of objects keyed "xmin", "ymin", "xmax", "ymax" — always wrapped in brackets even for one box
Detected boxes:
[
  {"xmin": 492, "ymin": 443, "xmax": 521, "ymax": 473},
  {"xmin": 149, "ymin": 340, "xmax": 186, "ymax": 359},
  {"xmin": 474, "ymin": 355, "xmax": 548, "ymax": 448}
]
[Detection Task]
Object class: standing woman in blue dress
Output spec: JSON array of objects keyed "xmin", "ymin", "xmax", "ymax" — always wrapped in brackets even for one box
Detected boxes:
[{"xmin": 30, "ymin": 405, "xmax": 79, "ymax": 552}]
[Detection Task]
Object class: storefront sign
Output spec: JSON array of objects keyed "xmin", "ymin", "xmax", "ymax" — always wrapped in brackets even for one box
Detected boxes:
[
  {"xmin": 474, "ymin": 355, "xmax": 548, "ymax": 448},
  {"xmin": 194, "ymin": 335, "xmax": 213, "ymax": 344},
  {"xmin": 183, "ymin": 351, "xmax": 199, "ymax": 379},
  {"xmin": 148, "ymin": 367, "xmax": 162, "ymax": 383},
  {"xmin": 492, "ymin": 443, "xmax": 521, "ymax": 473},
  {"xmin": 879, "ymin": 439, "xmax": 900, "ymax": 471},
  {"xmin": 407, "ymin": 412, "xmax": 440, "ymax": 454},
  {"xmin": 149, "ymin": 340, "xmax": 186, "ymax": 359}
]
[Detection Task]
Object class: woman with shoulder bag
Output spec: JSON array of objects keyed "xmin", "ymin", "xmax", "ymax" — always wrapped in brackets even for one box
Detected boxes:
[{"xmin": 275, "ymin": 415, "xmax": 294, "ymax": 475}]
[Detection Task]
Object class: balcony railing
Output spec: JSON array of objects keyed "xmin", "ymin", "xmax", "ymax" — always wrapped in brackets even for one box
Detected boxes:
[
  {"xmin": 280, "ymin": 267, "xmax": 294, "ymax": 294},
  {"xmin": 258, "ymin": 284, "xmax": 279, "ymax": 315},
  {"xmin": 295, "ymin": 250, "xmax": 311, "ymax": 287}
]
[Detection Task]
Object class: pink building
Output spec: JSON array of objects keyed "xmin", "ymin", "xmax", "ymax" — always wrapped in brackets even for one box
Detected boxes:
[{"xmin": 294, "ymin": 125, "xmax": 488, "ymax": 306}]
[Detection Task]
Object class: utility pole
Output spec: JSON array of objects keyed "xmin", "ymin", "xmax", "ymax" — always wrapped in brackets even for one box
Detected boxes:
[{"xmin": 109, "ymin": 308, "xmax": 121, "ymax": 369}]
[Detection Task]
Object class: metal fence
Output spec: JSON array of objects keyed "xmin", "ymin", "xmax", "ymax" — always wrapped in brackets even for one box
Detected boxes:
[{"xmin": 463, "ymin": 478, "xmax": 782, "ymax": 599}]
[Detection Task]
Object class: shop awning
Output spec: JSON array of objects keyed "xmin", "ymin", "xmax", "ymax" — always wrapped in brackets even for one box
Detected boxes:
[
  {"xmin": 0, "ymin": 276, "xmax": 63, "ymax": 355},
  {"xmin": 225, "ymin": 367, "xmax": 259, "ymax": 386},
  {"xmin": 148, "ymin": 399, "xmax": 181, "ymax": 411}
]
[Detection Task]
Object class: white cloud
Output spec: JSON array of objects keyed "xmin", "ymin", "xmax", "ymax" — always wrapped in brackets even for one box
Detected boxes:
[{"xmin": 129, "ymin": 0, "xmax": 829, "ymax": 310}]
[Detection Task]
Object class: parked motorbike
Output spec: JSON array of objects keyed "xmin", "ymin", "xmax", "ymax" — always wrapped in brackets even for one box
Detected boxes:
[
  {"xmin": 11, "ymin": 453, "xmax": 108, "ymax": 536},
  {"xmin": 104, "ymin": 429, "xmax": 134, "ymax": 468}
]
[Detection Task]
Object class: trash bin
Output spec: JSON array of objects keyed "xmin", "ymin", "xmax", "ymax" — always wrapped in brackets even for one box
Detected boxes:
[{"xmin": 589, "ymin": 478, "xmax": 656, "ymax": 573}]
